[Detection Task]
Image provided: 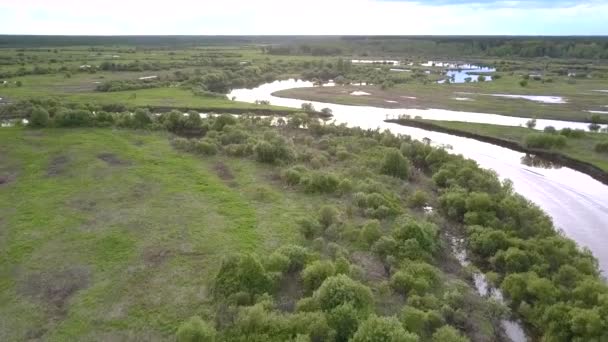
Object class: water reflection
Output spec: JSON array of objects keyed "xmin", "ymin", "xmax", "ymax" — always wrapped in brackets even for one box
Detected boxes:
[{"xmin": 520, "ymin": 154, "xmax": 562, "ymax": 169}]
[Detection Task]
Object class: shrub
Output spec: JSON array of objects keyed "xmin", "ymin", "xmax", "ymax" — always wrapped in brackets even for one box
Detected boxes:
[
  {"xmin": 431, "ymin": 325, "xmax": 470, "ymax": 342},
  {"xmin": 193, "ymin": 140, "xmax": 218, "ymax": 155},
  {"xmin": 132, "ymin": 108, "xmax": 152, "ymax": 128},
  {"xmin": 29, "ymin": 106, "xmax": 49, "ymax": 128},
  {"xmin": 313, "ymin": 275, "xmax": 374, "ymax": 314},
  {"xmin": 302, "ymin": 172, "xmax": 340, "ymax": 194},
  {"xmin": 273, "ymin": 245, "xmax": 312, "ymax": 272},
  {"xmin": 588, "ymin": 123, "xmax": 601, "ymax": 132},
  {"xmin": 297, "ymin": 217, "xmax": 321, "ymax": 239},
  {"xmin": 319, "ymin": 205, "xmax": 339, "ymax": 228},
  {"xmin": 560, "ymin": 128, "xmax": 585, "ymax": 138},
  {"xmin": 595, "ymin": 141, "xmax": 608, "ymax": 153},
  {"xmin": 409, "ymin": 190, "xmax": 428, "ymax": 208},
  {"xmin": 360, "ymin": 220, "xmax": 382, "ymax": 246},
  {"xmin": 328, "ymin": 303, "xmax": 361, "ymax": 342},
  {"xmin": 212, "ymin": 114, "xmax": 237, "ymax": 131},
  {"xmin": 351, "ymin": 316, "xmax": 419, "ymax": 342},
  {"xmin": 390, "ymin": 262, "xmax": 440, "ymax": 296},
  {"xmin": 381, "ymin": 148, "xmax": 410, "ymax": 179},
  {"xmin": 176, "ymin": 316, "xmax": 217, "ymax": 342},
  {"xmin": 525, "ymin": 118, "xmax": 536, "ymax": 129},
  {"xmin": 213, "ymin": 254, "xmax": 271, "ymax": 299},
  {"xmin": 254, "ymin": 137, "xmax": 294, "ymax": 164},
  {"xmin": 519, "ymin": 80, "xmax": 528, "ymax": 87},
  {"xmin": 524, "ymin": 133, "xmax": 567, "ymax": 149},
  {"xmin": 302, "ymin": 260, "xmax": 336, "ymax": 293},
  {"xmin": 543, "ymin": 126, "xmax": 557, "ymax": 134},
  {"xmin": 54, "ymin": 109, "xmax": 94, "ymax": 127}
]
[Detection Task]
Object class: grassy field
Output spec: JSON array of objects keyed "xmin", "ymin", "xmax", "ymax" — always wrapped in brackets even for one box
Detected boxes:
[
  {"xmin": 0, "ymin": 127, "xmax": 313, "ymax": 340},
  {"xmin": 401, "ymin": 119, "xmax": 608, "ymax": 172},
  {"xmin": 273, "ymin": 75, "xmax": 608, "ymax": 122}
]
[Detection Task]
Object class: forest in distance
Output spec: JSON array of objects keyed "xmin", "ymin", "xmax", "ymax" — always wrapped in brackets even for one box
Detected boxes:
[{"xmin": 1, "ymin": 34, "xmax": 608, "ymax": 342}]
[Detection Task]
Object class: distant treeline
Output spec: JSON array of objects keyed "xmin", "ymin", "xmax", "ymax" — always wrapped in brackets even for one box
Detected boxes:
[{"xmin": 1, "ymin": 35, "xmax": 607, "ymax": 58}]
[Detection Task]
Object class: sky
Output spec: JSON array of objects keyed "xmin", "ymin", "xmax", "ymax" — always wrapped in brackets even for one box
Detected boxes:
[{"xmin": 0, "ymin": 0, "xmax": 607, "ymax": 35}]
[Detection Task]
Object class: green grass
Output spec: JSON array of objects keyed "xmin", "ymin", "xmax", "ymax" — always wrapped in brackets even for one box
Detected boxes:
[
  {"xmin": 273, "ymin": 75, "xmax": 608, "ymax": 122},
  {"xmin": 0, "ymin": 127, "xmax": 312, "ymax": 340},
  {"xmin": 416, "ymin": 120, "xmax": 608, "ymax": 172}
]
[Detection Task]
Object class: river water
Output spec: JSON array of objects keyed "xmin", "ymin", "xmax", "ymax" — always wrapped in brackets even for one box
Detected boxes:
[{"xmin": 229, "ymin": 79, "xmax": 608, "ymax": 277}]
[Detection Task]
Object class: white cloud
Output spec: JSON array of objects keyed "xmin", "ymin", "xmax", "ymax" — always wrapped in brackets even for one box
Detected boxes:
[{"xmin": 0, "ymin": 0, "xmax": 606, "ymax": 35}]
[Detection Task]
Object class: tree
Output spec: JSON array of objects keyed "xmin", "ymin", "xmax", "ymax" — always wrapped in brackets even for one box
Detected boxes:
[
  {"xmin": 328, "ymin": 303, "xmax": 361, "ymax": 342},
  {"xmin": 16, "ymin": 80, "xmax": 23, "ymax": 87},
  {"xmin": 133, "ymin": 108, "xmax": 152, "ymax": 128},
  {"xmin": 313, "ymin": 275, "xmax": 374, "ymax": 314},
  {"xmin": 351, "ymin": 316, "xmax": 419, "ymax": 342},
  {"xmin": 381, "ymin": 148, "xmax": 410, "ymax": 179},
  {"xmin": 431, "ymin": 326, "xmax": 470, "ymax": 342},
  {"xmin": 478, "ymin": 75, "xmax": 486, "ymax": 82},
  {"xmin": 176, "ymin": 316, "xmax": 217, "ymax": 342},
  {"xmin": 29, "ymin": 106, "xmax": 49, "ymax": 128},
  {"xmin": 302, "ymin": 260, "xmax": 336, "ymax": 294},
  {"xmin": 213, "ymin": 254, "xmax": 271, "ymax": 299},
  {"xmin": 321, "ymin": 108, "xmax": 333, "ymax": 116},
  {"xmin": 301, "ymin": 103, "xmax": 315, "ymax": 113},
  {"xmin": 526, "ymin": 118, "xmax": 537, "ymax": 129}
]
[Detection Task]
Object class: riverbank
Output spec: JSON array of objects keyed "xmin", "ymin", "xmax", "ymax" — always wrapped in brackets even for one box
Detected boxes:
[
  {"xmin": 273, "ymin": 76, "xmax": 608, "ymax": 123},
  {"xmin": 386, "ymin": 118, "xmax": 608, "ymax": 185}
]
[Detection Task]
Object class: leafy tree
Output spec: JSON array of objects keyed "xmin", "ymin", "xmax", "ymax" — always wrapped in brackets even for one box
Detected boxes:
[
  {"xmin": 431, "ymin": 326, "xmax": 469, "ymax": 342},
  {"xmin": 213, "ymin": 254, "xmax": 271, "ymax": 299},
  {"xmin": 302, "ymin": 260, "xmax": 336, "ymax": 293},
  {"xmin": 328, "ymin": 303, "xmax": 361, "ymax": 342},
  {"xmin": 176, "ymin": 316, "xmax": 217, "ymax": 342},
  {"xmin": 381, "ymin": 148, "xmax": 410, "ymax": 179},
  {"xmin": 29, "ymin": 106, "xmax": 49, "ymax": 128},
  {"xmin": 361, "ymin": 220, "xmax": 382, "ymax": 246},
  {"xmin": 133, "ymin": 108, "xmax": 152, "ymax": 128},
  {"xmin": 351, "ymin": 316, "xmax": 419, "ymax": 342},
  {"xmin": 319, "ymin": 205, "xmax": 339, "ymax": 228},
  {"xmin": 301, "ymin": 103, "xmax": 315, "ymax": 113},
  {"xmin": 526, "ymin": 118, "xmax": 536, "ymax": 129},
  {"xmin": 313, "ymin": 275, "xmax": 374, "ymax": 314}
]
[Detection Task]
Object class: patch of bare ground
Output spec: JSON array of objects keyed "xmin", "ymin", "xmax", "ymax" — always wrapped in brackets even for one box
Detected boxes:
[
  {"xmin": 351, "ymin": 251, "xmax": 388, "ymax": 282},
  {"xmin": 142, "ymin": 247, "xmax": 172, "ymax": 267},
  {"xmin": 213, "ymin": 161, "xmax": 234, "ymax": 181},
  {"xmin": 265, "ymin": 171, "xmax": 282, "ymax": 183},
  {"xmin": 275, "ymin": 272, "xmax": 304, "ymax": 312},
  {"xmin": 0, "ymin": 172, "xmax": 16, "ymax": 185},
  {"xmin": 19, "ymin": 266, "xmax": 91, "ymax": 316},
  {"xmin": 46, "ymin": 155, "xmax": 70, "ymax": 176},
  {"xmin": 97, "ymin": 153, "xmax": 131, "ymax": 166}
]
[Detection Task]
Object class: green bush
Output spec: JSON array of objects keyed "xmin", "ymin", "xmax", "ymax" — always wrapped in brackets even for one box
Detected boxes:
[
  {"xmin": 54, "ymin": 109, "xmax": 94, "ymax": 127},
  {"xmin": 381, "ymin": 148, "xmax": 410, "ymax": 179},
  {"xmin": 409, "ymin": 190, "xmax": 428, "ymax": 208},
  {"xmin": 29, "ymin": 106, "xmax": 49, "ymax": 128},
  {"xmin": 302, "ymin": 172, "xmax": 340, "ymax": 194},
  {"xmin": 319, "ymin": 205, "xmax": 339, "ymax": 228},
  {"xmin": 560, "ymin": 128, "xmax": 585, "ymax": 138},
  {"xmin": 360, "ymin": 220, "xmax": 382, "ymax": 246},
  {"xmin": 176, "ymin": 316, "xmax": 217, "ymax": 342},
  {"xmin": 132, "ymin": 108, "xmax": 152, "ymax": 128},
  {"xmin": 282, "ymin": 168, "xmax": 302, "ymax": 186},
  {"xmin": 313, "ymin": 275, "xmax": 374, "ymax": 314},
  {"xmin": 273, "ymin": 245, "xmax": 312, "ymax": 273},
  {"xmin": 297, "ymin": 217, "xmax": 321, "ymax": 239},
  {"xmin": 213, "ymin": 254, "xmax": 271, "ymax": 299},
  {"xmin": 431, "ymin": 325, "xmax": 469, "ymax": 342},
  {"xmin": 524, "ymin": 133, "xmax": 567, "ymax": 149},
  {"xmin": 595, "ymin": 141, "xmax": 608, "ymax": 153},
  {"xmin": 328, "ymin": 303, "xmax": 361, "ymax": 342},
  {"xmin": 543, "ymin": 126, "xmax": 557, "ymax": 134},
  {"xmin": 351, "ymin": 316, "xmax": 419, "ymax": 342},
  {"xmin": 254, "ymin": 137, "xmax": 294, "ymax": 164},
  {"xmin": 302, "ymin": 260, "xmax": 336, "ymax": 294},
  {"xmin": 193, "ymin": 140, "xmax": 218, "ymax": 155}
]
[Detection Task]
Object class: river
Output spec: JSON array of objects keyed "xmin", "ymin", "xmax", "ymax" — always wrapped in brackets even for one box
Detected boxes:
[{"xmin": 228, "ymin": 79, "xmax": 608, "ymax": 277}]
